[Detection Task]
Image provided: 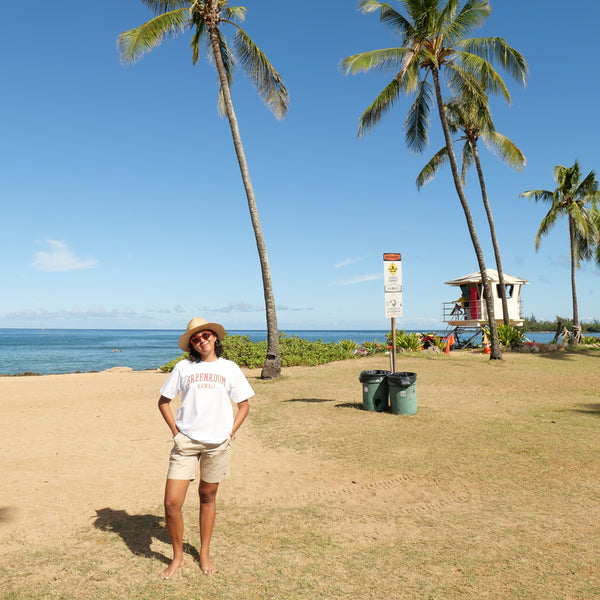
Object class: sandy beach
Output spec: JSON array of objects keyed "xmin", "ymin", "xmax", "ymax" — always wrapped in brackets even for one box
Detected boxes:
[{"xmin": 2, "ymin": 351, "xmax": 599, "ymax": 599}]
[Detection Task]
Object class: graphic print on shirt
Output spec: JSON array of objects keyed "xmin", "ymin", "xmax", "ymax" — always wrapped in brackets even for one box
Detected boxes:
[{"xmin": 186, "ymin": 372, "xmax": 227, "ymax": 390}]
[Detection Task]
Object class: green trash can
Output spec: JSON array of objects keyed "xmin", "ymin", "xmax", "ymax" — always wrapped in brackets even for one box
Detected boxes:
[
  {"xmin": 359, "ymin": 370, "xmax": 390, "ymax": 412},
  {"xmin": 387, "ymin": 372, "xmax": 417, "ymax": 415}
]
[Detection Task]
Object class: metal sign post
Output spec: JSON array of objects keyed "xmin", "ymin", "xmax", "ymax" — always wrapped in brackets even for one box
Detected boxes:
[{"xmin": 383, "ymin": 253, "xmax": 402, "ymax": 374}]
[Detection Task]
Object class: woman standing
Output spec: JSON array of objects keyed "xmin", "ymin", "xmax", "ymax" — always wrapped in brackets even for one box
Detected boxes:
[{"xmin": 158, "ymin": 317, "xmax": 253, "ymax": 579}]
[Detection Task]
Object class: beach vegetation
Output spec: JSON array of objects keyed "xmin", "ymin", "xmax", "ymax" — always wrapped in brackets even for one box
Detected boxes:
[
  {"xmin": 386, "ymin": 329, "xmax": 423, "ymax": 351},
  {"xmin": 342, "ymin": 0, "xmax": 528, "ymax": 360},
  {"xmin": 360, "ymin": 340, "xmax": 388, "ymax": 355},
  {"xmin": 521, "ymin": 161, "xmax": 600, "ymax": 344},
  {"xmin": 160, "ymin": 333, "xmax": 357, "ymax": 371},
  {"xmin": 338, "ymin": 338, "xmax": 360, "ymax": 352},
  {"xmin": 483, "ymin": 323, "xmax": 524, "ymax": 348},
  {"xmin": 118, "ymin": 1, "xmax": 288, "ymax": 379},
  {"xmin": 523, "ymin": 314, "xmax": 600, "ymax": 333}
]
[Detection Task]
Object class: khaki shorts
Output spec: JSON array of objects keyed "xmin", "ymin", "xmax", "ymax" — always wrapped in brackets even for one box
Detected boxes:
[{"xmin": 167, "ymin": 432, "xmax": 231, "ymax": 483}]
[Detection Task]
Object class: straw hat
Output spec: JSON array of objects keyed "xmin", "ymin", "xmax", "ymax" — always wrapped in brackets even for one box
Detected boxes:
[{"xmin": 178, "ymin": 317, "xmax": 226, "ymax": 351}]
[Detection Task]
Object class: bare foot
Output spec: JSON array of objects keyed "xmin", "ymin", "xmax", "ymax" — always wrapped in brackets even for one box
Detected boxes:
[
  {"xmin": 200, "ymin": 556, "xmax": 217, "ymax": 575},
  {"xmin": 160, "ymin": 557, "xmax": 184, "ymax": 580}
]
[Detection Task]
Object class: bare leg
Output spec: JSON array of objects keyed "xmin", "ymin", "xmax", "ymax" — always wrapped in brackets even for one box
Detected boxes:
[
  {"xmin": 161, "ymin": 478, "xmax": 191, "ymax": 579},
  {"xmin": 199, "ymin": 480, "xmax": 219, "ymax": 574}
]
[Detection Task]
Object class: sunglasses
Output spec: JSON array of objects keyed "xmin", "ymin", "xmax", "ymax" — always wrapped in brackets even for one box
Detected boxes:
[{"xmin": 190, "ymin": 331, "xmax": 213, "ymax": 344}]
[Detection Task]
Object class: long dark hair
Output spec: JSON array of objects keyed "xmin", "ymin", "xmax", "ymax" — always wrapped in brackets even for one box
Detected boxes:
[{"xmin": 188, "ymin": 333, "xmax": 223, "ymax": 362}]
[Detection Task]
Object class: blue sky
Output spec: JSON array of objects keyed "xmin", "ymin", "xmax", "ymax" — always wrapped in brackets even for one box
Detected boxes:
[{"xmin": 1, "ymin": 1, "xmax": 599, "ymax": 331}]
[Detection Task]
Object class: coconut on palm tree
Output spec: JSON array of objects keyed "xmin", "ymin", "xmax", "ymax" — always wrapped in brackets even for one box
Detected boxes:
[
  {"xmin": 416, "ymin": 92, "xmax": 527, "ymax": 325},
  {"xmin": 341, "ymin": 0, "xmax": 528, "ymax": 359},
  {"xmin": 521, "ymin": 161, "xmax": 600, "ymax": 343},
  {"xmin": 119, "ymin": 0, "xmax": 288, "ymax": 378}
]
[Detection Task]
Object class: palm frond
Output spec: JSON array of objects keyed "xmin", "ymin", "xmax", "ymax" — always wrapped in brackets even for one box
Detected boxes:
[
  {"xmin": 232, "ymin": 27, "xmax": 289, "ymax": 119},
  {"xmin": 404, "ymin": 79, "xmax": 433, "ymax": 153},
  {"xmin": 222, "ymin": 5, "xmax": 246, "ymax": 22},
  {"xmin": 575, "ymin": 168, "xmax": 600, "ymax": 198},
  {"xmin": 455, "ymin": 50, "xmax": 511, "ymax": 101},
  {"xmin": 416, "ymin": 145, "xmax": 449, "ymax": 189},
  {"xmin": 358, "ymin": 76, "xmax": 403, "ymax": 137},
  {"xmin": 458, "ymin": 37, "xmax": 528, "ymax": 85},
  {"xmin": 340, "ymin": 47, "xmax": 410, "ymax": 75},
  {"xmin": 520, "ymin": 189, "xmax": 554, "ymax": 204},
  {"xmin": 377, "ymin": 3, "xmax": 415, "ymax": 40},
  {"xmin": 189, "ymin": 11, "xmax": 208, "ymax": 65},
  {"xmin": 482, "ymin": 130, "xmax": 526, "ymax": 171},
  {"xmin": 534, "ymin": 206, "xmax": 561, "ymax": 250},
  {"xmin": 445, "ymin": 62, "xmax": 487, "ymax": 103},
  {"xmin": 443, "ymin": 0, "xmax": 490, "ymax": 45},
  {"xmin": 118, "ymin": 8, "xmax": 190, "ymax": 63},
  {"xmin": 358, "ymin": 0, "xmax": 388, "ymax": 15},
  {"xmin": 140, "ymin": 0, "xmax": 191, "ymax": 15}
]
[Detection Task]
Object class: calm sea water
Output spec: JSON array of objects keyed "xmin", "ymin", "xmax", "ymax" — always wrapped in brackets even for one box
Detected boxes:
[
  {"xmin": 0, "ymin": 329, "xmax": 393, "ymax": 375},
  {"xmin": 0, "ymin": 328, "xmax": 594, "ymax": 376}
]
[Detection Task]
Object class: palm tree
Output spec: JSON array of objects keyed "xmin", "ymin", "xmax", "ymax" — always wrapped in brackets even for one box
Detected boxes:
[
  {"xmin": 521, "ymin": 161, "xmax": 600, "ymax": 343},
  {"xmin": 341, "ymin": 0, "xmax": 528, "ymax": 359},
  {"xmin": 416, "ymin": 92, "xmax": 527, "ymax": 324},
  {"xmin": 119, "ymin": 0, "xmax": 288, "ymax": 378}
]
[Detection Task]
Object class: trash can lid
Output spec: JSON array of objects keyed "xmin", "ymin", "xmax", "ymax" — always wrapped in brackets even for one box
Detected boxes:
[
  {"xmin": 387, "ymin": 371, "xmax": 417, "ymax": 386},
  {"xmin": 359, "ymin": 369, "xmax": 391, "ymax": 382}
]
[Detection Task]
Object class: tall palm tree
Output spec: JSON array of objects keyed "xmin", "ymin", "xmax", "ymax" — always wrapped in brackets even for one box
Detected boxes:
[
  {"xmin": 342, "ymin": 0, "xmax": 527, "ymax": 359},
  {"xmin": 119, "ymin": 0, "xmax": 288, "ymax": 378},
  {"xmin": 416, "ymin": 93, "xmax": 527, "ymax": 324},
  {"xmin": 521, "ymin": 161, "xmax": 600, "ymax": 343}
]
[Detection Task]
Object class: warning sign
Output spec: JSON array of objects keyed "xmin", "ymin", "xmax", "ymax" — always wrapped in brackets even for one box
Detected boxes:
[{"xmin": 383, "ymin": 253, "xmax": 402, "ymax": 318}]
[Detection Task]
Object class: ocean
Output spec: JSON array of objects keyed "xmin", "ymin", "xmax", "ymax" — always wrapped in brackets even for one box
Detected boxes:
[{"xmin": 0, "ymin": 328, "xmax": 594, "ymax": 376}]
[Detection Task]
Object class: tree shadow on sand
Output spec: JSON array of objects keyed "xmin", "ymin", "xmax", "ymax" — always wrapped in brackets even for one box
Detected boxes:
[
  {"xmin": 566, "ymin": 403, "xmax": 600, "ymax": 417},
  {"xmin": 93, "ymin": 508, "xmax": 199, "ymax": 565}
]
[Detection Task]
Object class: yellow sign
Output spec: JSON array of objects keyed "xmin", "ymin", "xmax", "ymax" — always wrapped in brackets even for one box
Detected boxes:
[{"xmin": 388, "ymin": 262, "xmax": 398, "ymax": 276}]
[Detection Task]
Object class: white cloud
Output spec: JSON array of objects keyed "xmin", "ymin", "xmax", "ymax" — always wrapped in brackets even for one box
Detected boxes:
[
  {"xmin": 333, "ymin": 273, "xmax": 383, "ymax": 286},
  {"xmin": 334, "ymin": 257, "xmax": 363, "ymax": 269},
  {"xmin": 32, "ymin": 240, "xmax": 99, "ymax": 272},
  {"xmin": 5, "ymin": 307, "xmax": 137, "ymax": 320}
]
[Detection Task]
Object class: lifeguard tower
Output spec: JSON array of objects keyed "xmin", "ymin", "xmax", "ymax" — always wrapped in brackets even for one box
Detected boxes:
[{"xmin": 443, "ymin": 269, "xmax": 528, "ymax": 347}]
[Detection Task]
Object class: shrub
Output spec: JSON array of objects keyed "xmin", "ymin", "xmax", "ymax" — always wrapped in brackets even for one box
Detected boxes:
[
  {"xmin": 361, "ymin": 340, "xmax": 387, "ymax": 355},
  {"xmin": 159, "ymin": 332, "xmax": 357, "ymax": 371},
  {"xmin": 482, "ymin": 325, "xmax": 524, "ymax": 349},
  {"xmin": 386, "ymin": 330, "xmax": 423, "ymax": 352}
]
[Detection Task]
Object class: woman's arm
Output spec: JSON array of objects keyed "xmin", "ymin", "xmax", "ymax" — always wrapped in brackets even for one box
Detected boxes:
[
  {"xmin": 230, "ymin": 399, "xmax": 249, "ymax": 438},
  {"xmin": 158, "ymin": 395, "xmax": 179, "ymax": 436}
]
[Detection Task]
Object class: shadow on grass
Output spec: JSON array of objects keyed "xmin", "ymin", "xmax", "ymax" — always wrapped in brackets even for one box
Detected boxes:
[
  {"xmin": 567, "ymin": 403, "xmax": 600, "ymax": 416},
  {"xmin": 284, "ymin": 397, "xmax": 337, "ymax": 403},
  {"xmin": 335, "ymin": 402, "xmax": 364, "ymax": 410},
  {"xmin": 93, "ymin": 508, "xmax": 199, "ymax": 565},
  {"xmin": 0, "ymin": 506, "xmax": 18, "ymax": 524},
  {"xmin": 537, "ymin": 348, "xmax": 600, "ymax": 361}
]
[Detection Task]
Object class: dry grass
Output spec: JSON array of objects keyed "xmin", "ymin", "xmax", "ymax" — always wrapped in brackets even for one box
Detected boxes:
[{"xmin": 2, "ymin": 349, "xmax": 600, "ymax": 599}]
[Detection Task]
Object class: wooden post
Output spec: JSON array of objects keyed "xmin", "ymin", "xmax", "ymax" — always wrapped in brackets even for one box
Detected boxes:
[{"xmin": 391, "ymin": 317, "xmax": 396, "ymax": 374}]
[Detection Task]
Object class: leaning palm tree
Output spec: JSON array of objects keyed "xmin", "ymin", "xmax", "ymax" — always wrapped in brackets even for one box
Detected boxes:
[
  {"xmin": 417, "ymin": 92, "xmax": 527, "ymax": 324},
  {"xmin": 119, "ymin": 0, "xmax": 288, "ymax": 378},
  {"xmin": 342, "ymin": 0, "xmax": 528, "ymax": 359},
  {"xmin": 521, "ymin": 161, "xmax": 600, "ymax": 343}
]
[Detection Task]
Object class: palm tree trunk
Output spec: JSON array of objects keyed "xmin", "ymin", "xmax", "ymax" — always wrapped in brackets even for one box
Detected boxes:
[
  {"xmin": 431, "ymin": 69, "xmax": 501, "ymax": 359},
  {"xmin": 206, "ymin": 6, "xmax": 281, "ymax": 377},
  {"xmin": 471, "ymin": 141, "xmax": 510, "ymax": 325},
  {"xmin": 569, "ymin": 216, "xmax": 581, "ymax": 343}
]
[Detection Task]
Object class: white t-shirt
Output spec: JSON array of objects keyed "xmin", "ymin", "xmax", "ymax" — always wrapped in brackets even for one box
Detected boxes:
[{"xmin": 160, "ymin": 357, "xmax": 254, "ymax": 444}]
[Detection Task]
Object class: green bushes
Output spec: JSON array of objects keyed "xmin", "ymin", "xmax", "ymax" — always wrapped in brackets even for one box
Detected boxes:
[
  {"xmin": 482, "ymin": 324, "xmax": 524, "ymax": 349},
  {"xmin": 160, "ymin": 332, "xmax": 357, "ymax": 371}
]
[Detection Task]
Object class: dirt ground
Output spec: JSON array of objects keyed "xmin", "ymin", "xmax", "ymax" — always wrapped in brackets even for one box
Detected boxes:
[{"xmin": 1, "ymin": 351, "xmax": 599, "ymax": 599}]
